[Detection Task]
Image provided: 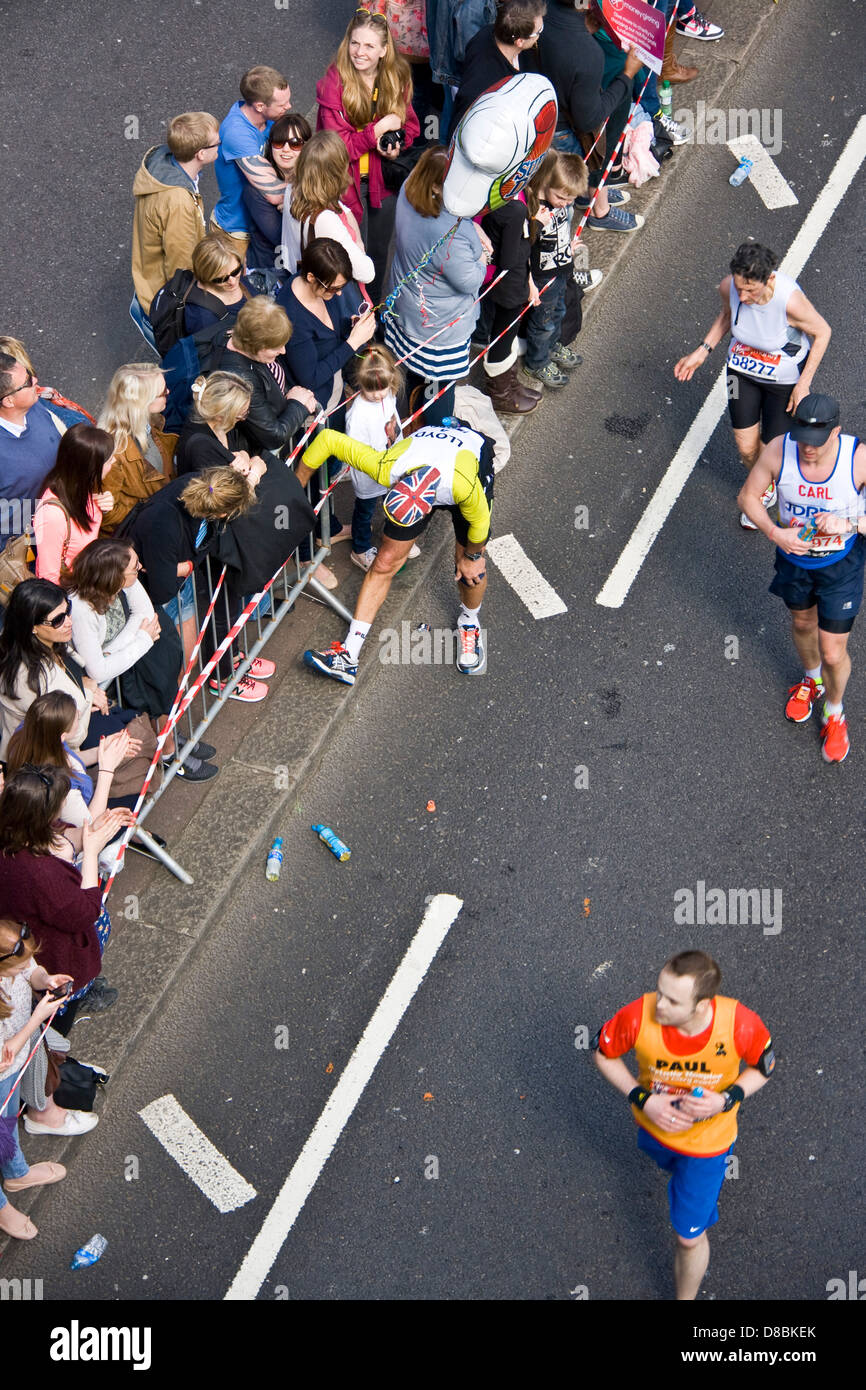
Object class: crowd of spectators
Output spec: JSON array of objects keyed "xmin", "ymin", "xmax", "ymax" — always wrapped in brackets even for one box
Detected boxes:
[{"xmin": 0, "ymin": 1, "xmax": 728, "ymax": 1236}]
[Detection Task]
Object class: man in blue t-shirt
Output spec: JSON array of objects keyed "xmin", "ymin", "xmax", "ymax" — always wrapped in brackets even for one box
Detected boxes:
[
  {"xmin": 0, "ymin": 355, "xmax": 64, "ymax": 552},
  {"xmin": 212, "ymin": 65, "xmax": 294, "ymax": 258}
]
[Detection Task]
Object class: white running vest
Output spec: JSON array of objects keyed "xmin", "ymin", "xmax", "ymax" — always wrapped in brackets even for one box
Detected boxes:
[
  {"xmin": 386, "ymin": 424, "xmax": 485, "ymax": 508},
  {"xmin": 727, "ymin": 271, "xmax": 810, "ymax": 385},
  {"xmin": 777, "ymin": 432, "xmax": 861, "ymax": 569}
]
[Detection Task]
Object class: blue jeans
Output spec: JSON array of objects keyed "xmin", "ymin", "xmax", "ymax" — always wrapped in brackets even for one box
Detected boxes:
[
  {"xmin": 0, "ymin": 1069, "xmax": 30, "ymax": 1209},
  {"xmin": 129, "ymin": 294, "xmax": 158, "ymax": 354},
  {"xmin": 525, "ymin": 276, "xmax": 568, "ymax": 370},
  {"xmin": 351, "ymin": 493, "xmax": 381, "ymax": 554}
]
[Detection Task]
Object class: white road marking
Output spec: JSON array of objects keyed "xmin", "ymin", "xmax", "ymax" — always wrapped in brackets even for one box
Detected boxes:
[
  {"xmin": 224, "ymin": 893, "xmax": 464, "ymax": 1300},
  {"xmin": 486, "ymin": 534, "xmax": 568, "ymax": 619},
  {"xmin": 727, "ymin": 134, "xmax": 798, "ymax": 209},
  {"xmin": 138, "ymin": 1094, "xmax": 257, "ymax": 1213},
  {"xmin": 596, "ymin": 115, "xmax": 866, "ymax": 610}
]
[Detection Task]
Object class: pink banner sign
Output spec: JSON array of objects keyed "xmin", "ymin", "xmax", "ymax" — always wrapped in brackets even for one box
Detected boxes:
[{"xmin": 600, "ymin": 0, "xmax": 666, "ymax": 75}]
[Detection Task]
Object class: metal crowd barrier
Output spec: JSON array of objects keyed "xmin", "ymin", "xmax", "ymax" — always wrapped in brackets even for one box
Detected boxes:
[{"xmin": 110, "ymin": 439, "xmax": 352, "ymax": 884}]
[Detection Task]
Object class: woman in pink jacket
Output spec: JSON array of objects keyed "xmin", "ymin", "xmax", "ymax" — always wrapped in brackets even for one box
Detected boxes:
[
  {"xmin": 33, "ymin": 425, "xmax": 116, "ymax": 584},
  {"xmin": 316, "ymin": 8, "xmax": 420, "ymax": 302}
]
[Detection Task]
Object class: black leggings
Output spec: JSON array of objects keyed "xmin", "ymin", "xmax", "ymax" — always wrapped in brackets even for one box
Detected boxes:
[{"xmin": 727, "ymin": 369, "xmax": 793, "ymax": 441}]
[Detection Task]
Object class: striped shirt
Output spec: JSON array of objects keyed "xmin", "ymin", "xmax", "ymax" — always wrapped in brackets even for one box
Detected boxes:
[{"xmin": 384, "ymin": 314, "xmax": 471, "ymax": 383}]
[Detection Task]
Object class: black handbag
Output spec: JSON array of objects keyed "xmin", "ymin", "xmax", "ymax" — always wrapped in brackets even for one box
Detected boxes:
[{"xmin": 52, "ymin": 1057, "xmax": 109, "ymax": 1113}]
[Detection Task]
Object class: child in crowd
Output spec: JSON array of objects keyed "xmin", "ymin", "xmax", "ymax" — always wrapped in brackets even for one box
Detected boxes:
[
  {"xmin": 523, "ymin": 151, "xmax": 589, "ymax": 390},
  {"xmin": 344, "ymin": 345, "xmax": 419, "ymax": 573}
]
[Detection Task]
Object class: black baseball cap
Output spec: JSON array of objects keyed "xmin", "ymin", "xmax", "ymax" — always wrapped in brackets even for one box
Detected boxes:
[{"xmin": 789, "ymin": 393, "xmax": 840, "ymax": 446}]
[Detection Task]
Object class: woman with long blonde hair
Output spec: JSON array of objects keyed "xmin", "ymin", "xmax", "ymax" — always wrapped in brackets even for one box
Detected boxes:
[
  {"xmin": 316, "ymin": 7, "xmax": 420, "ymax": 300},
  {"xmin": 97, "ymin": 362, "xmax": 172, "ymax": 532}
]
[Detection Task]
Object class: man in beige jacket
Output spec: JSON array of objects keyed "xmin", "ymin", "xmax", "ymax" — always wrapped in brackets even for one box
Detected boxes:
[{"xmin": 130, "ymin": 111, "xmax": 220, "ymax": 333}]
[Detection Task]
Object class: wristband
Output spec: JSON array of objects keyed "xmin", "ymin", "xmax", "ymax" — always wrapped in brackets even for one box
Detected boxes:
[
  {"xmin": 722, "ymin": 1084, "xmax": 745, "ymax": 1112},
  {"xmin": 701, "ymin": 341, "xmax": 714, "ymax": 354},
  {"xmin": 628, "ymin": 1086, "xmax": 651, "ymax": 1110},
  {"xmin": 463, "ymin": 550, "xmax": 486, "ymax": 562}
]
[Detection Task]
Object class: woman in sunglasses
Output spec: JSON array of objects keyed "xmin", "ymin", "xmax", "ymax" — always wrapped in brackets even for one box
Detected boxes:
[
  {"xmin": 0, "ymin": 918, "xmax": 74, "ymax": 1240},
  {"xmin": 0, "ymin": 768, "xmax": 131, "ymax": 1039},
  {"xmin": 317, "ymin": 7, "xmax": 420, "ymax": 302},
  {"xmin": 181, "ymin": 233, "xmax": 249, "ymax": 339},
  {"xmin": 243, "ymin": 112, "xmax": 313, "ymax": 294},
  {"xmin": 97, "ymin": 363, "xmax": 172, "ymax": 535},
  {"xmin": 0, "ymin": 578, "xmax": 142, "ymax": 762}
]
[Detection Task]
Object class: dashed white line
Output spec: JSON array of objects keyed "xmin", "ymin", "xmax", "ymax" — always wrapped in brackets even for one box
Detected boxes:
[
  {"xmin": 486, "ymin": 534, "xmax": 568, "ymax": 619},
  {"xmin": 138, "ymin": 1094, "xmax": 257, "ymax": 1213},
  {"xmin": 596, "ymin": 114, "xmax": 866, "ymax": 610},
  {"xmin": 727, "ymin": 133, "xmax": 798, "ymax": 209},
  {"xmin": 224, "ymin": 893, "xmax": 464, "ymax": 1300}
]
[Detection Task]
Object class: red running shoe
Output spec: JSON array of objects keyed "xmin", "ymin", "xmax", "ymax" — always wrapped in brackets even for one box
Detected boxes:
[
  {"xmin": 784, "ymin": 677, "xmax": 824, "ymax": 723},
  {"xmin": 821, "ymin": 713, "xmax": 850, "ymax": 763}
]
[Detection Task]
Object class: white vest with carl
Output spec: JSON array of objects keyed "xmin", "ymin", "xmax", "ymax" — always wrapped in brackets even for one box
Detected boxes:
[{"xmin": 777, "ymin": 432, "xmax": 862, "ymax": 569}]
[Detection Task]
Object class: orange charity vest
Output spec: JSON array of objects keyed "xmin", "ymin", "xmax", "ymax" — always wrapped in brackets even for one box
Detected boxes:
[{"xmin": 633, "ymin": 993, "xmax": 742, "ymax": 1156}]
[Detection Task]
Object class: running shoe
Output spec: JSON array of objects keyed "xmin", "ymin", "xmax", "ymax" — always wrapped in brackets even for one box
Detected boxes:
[
  {"xmin": 586, "ymin": 207, "xmax": 645, "ymax": 232},
  {"xmin": 162, "ymin": 752, "xmax": 220, "ymax": 781},
  {"xmin": 576, "ymin": 187, "xmax": 631, "ymax": 208},
  {"xmin": 762, "ymin": 480, "xmax": 777, "ymax": 508},
  {"xmin": 176, "ymin": 735, "xmax": 216, "ymax": 761},
  {"xmin": 655, "ymin": 112, "xmax": 690, "ymax": 146},
  {"xmin": 208, "ymin": 674, "xmax": 268, "ymax": 702},
  {"xmin": 821, "ymin": 712, "xmax": 850, "ymax": 763},
  {"xmin": 677, "ymin": 8, "xmax": 725, "ymax": 40},
  {"xmin": 523, "ymin": 360, "xmax": 568, "ymax": 388},
  {"xmin": 234, "ymin": 651, "xmax": 276, "ymax": 679},
  {"xmin": 550, "ymin": 342, "xmax": 583, "ymax": 370},
  {"xmin": 303, "ymin": 642, "xmax": 357, "ymax": 686},
  {"xmin": 785, "ymin": 677, "xmax": 824, "ymax": 723},
  {"xmin": 351, "ymin": 546, "xmax": 378, "ymax": 572},
  {"xmin": 456, "ymin": 623, "xmax": 486, "ymax": 675},
  {"xmin": 573, "ymin": 268, "xmax": 604, "ymax": 291}
]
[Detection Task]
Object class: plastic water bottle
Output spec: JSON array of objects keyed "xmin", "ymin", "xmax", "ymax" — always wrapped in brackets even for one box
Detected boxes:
[
  {"xmin": 71, "ymin": 1233, "xmax": 107, "ymax": 1269},
  {"xmin": 312, "ymin": 824, "xmax": 351, "ymax": 861},
  {"xmin": 692, "ymin": 1087, "xmax": 704, "ymax": 1098},
  {"xmin": 659, "ymin": 80, "xmax": 673, "ymax": 120},
  {"xmin": 729, "ymin": 157, "xmax": 752, "ymax": 186},
  {"xmin": 266, "ymin": 837, "xmax": 283, "ymax": 882}
]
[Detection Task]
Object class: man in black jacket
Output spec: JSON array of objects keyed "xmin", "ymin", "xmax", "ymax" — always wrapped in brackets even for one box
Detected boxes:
[{"xmin": 537, "ymin": 0, "xmax": 644, "ymax": 232}]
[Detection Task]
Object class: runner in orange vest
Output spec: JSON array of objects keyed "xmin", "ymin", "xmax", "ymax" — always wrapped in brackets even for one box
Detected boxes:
[{"xmin": 592, "ymin": 950, "xmax": 775, "ymax": 1300}]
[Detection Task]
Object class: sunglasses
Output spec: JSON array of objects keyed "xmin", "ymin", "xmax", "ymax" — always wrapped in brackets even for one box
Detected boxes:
[
  {"xmin": 314, "ymin": 277, "xmax": 344, "ymax": 298},
  {"xmin": 42, "ymin": 598, "xmax": 72, "ymax": 629},
  {"xmin": 272, "ymin": 136, "xmax": 306, "ymax": 151},
  {"xmin": 212, "ymin": 264, "xmax": 244, "ymax": 284},
  {"xmin": 4, "ymin": 368, "xmax": 35, "ymax": 399},
  {"xmin": 0, "ymin": 922, "xmax": 30, "ymax": 963}
]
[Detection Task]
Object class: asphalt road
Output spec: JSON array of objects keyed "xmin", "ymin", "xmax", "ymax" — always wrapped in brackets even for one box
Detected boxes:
[{"xmin": 1, "ymin": 0, "xmax": 864, "ymax": 1338}]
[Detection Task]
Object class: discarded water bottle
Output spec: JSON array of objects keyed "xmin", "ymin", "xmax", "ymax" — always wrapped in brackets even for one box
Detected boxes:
[
  {"xmin": 266, "ymin": 837, "xmax": 283, "ymax": 882},
  {"xmin": 71, "ymin": 1233, "xmax": 107, "ymax": 1270},
  {"xmin": 659, "ymin": 80, "xmax": 673, "ymax": 120},
  {"xmin": 312, "ymin": 824, "xmax": 351, "ymax": 861},
  {"xmin": 729, "ymin": 157, "xmax": 752, "ymax": 187}
]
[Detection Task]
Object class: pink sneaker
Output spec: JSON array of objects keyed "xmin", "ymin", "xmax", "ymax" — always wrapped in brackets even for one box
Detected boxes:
[
  {"xmin": 208, "ymin": 674, "xmax": 269, "ymax": 702},
  {"xmin": 234, "ymin": 651, "xmax": 276, "ymax": 679}
]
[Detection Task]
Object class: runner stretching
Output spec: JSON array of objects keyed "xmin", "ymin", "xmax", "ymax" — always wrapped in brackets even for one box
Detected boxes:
[
  {"xmin": 738, "ymin": 393, "xmax": 866, "ymax": 763},
  {"xmin": 297, "ymin": 420, "xmax": 495, "ymax": 684},
  {"xmin": 674, "ymin": 241, "xmax": 831, "ymax": 529},
  {"xmin": 592, "ymin": 950, "xmax": 774, "ymax": 1301}
]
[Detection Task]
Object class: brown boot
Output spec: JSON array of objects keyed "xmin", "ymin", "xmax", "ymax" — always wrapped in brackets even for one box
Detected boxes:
[
  {"xmin": 482, "ymin": 363, "xmax": 540, "ymax": 416},
  {"xmin": 661, "ymin": 22, "xmax": 698, "ymax": 83}
]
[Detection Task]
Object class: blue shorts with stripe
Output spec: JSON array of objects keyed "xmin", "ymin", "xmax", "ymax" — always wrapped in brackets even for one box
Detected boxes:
[{"xmin": 637, "ymin": 1127, "xmax": 734, "ymax": 1238}]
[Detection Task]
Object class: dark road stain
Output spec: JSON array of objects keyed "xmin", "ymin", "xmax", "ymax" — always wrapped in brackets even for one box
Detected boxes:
[
  {"xmin": 600, "ymin": 688, "xmax": 621, "ymax": 719},
  {"xmin": 604, "ymin": 412, "xmax": 651, "ymax": 439}
]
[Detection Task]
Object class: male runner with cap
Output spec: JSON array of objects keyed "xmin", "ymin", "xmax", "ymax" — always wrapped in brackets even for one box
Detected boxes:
[
  {"xmin": 592, "ymin": 950, "xmax": 775, "ymax": 1301},
  {"xmin": 297, "ymin": 420, "xmax": 494, "ymax": 684},
  {"xmin": 737, "ymin": 393, "xmax": 866, "ymax": 763}
]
